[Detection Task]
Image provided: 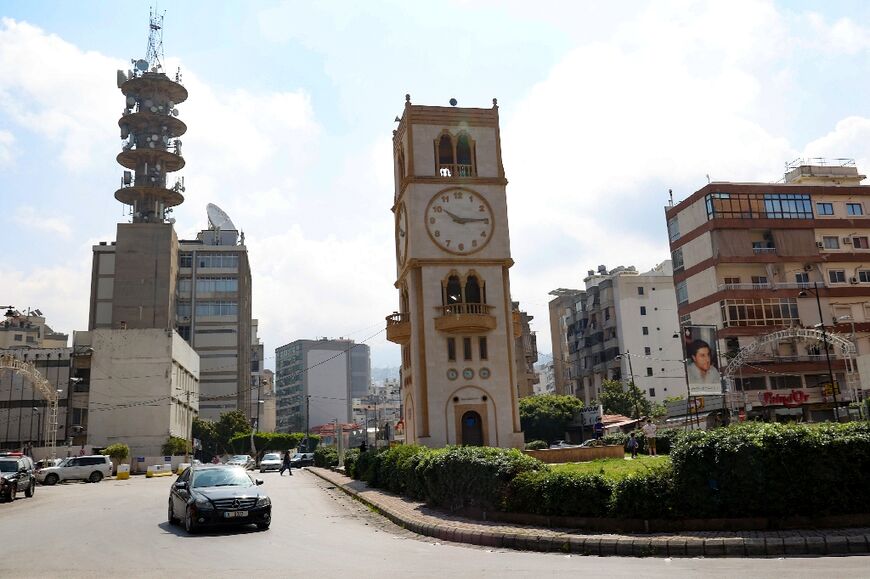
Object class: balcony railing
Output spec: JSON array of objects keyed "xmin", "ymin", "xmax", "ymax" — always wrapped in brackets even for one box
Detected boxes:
[
  {"xmin": 438, "ymin": 164, "xmax": 475, "ymax": 178},
  {"xmin": 435, "ymin": 302, "xmax": 496, "ymax": 334},
  {"xmin": 752, "ymin": 247, "xmax": 777, "ymax": 255},
  {"xmin": 385, "ymin": 312, "xmax": 410, "ymax": 345},
  {"xmin": 718, "ymin": 282, "xmax": 817, "ymax": 292},
  {"xmin": 439, "ymin": 303, "xmax": 494, "ymax": 316}
]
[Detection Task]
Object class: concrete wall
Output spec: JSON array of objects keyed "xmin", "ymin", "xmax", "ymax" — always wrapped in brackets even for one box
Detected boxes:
[{"xmin": 524, "ymin": 445, "xmax": 624, "ymax": 463}]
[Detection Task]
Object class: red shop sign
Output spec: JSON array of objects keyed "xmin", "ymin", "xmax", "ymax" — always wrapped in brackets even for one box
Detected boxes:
[{"xmin": 761, "ymin": 389, "xmax": 809, "ymax": 407}]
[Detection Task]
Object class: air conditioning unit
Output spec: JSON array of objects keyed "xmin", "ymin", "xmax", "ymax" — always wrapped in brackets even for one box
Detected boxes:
[
  {"xmin": 843, "ymin": 237, "xmax": 852, "ymax": 244},
  {"xmin": 850, "ymin": 277, "xmax": 859, "ymax": 284},
  {"xmin": 816, "ymin": 241, "xmax": 824, "ymax": 248}
]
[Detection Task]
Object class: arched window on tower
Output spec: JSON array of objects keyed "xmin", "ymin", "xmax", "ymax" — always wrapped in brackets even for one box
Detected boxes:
[
  {"xmin": 444, "ymin": 275, "xmax": 462, "ymax": 312},
  {"xmin": 464, "ymin": 275, "xmax": 482, "ymax": 304},
  {"xmin": 397, "ymin": 148, "xmax": 406, "ymax": 184},
  {"xmin": 438, "ymin": 134, "xmax": 454, "ymax": 177},
  {"xmin": 456, "ymin": 133, "xmax": 473, "ymax": 177}
]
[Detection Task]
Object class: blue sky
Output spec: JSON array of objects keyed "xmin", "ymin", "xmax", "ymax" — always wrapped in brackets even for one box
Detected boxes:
[{"xmin": 4, "ymin": 1, "xmax": 870, "ymax": 369}]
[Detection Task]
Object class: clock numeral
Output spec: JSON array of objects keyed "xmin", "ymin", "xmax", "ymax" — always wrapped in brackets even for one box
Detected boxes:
[
  {"xmin": 458, "ymin": 243, "xmax": 465, "ymax": 251},
  {"xmin": 469, "ymin": 195, "xmax": 474, "ymax": 202},
  {"xmin": 429, "ymin": 217, "xmax": 435, "ymax": 224},
  {"xmin": 434, "ymin": 230, "xmax": 440, "ymax": 238},
  {"xmin": 472, "ymin": 239, "xmax": 478, "ymax": 248},
  {"xmin": 433, "ymin": 206, "xmax": 443, "ymax": 213},
  {"xmin": 479, "ymin": 204, "xmax": 485, "ymax": 212},
  {"xmin": 454, "ymin": 191, "xmax": 463, "ymax": 199},
  {"xmin": 445, "ymin": 240, "xmax": 451, "ymax": 247},
  {"xmin": 483, "ymin": 218, "xmax": 490, "ymax": 225},
  {"xmin": 481, "ymin": 231, "xmax": 487, "ymax": 238},
  {"xmin": 441, "ymin": 195, "xmax": 450, "ymax": 203}
]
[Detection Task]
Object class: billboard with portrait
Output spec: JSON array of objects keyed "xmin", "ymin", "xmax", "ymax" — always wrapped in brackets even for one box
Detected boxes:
[{"xmin": 681, "ymin": 325, "xmax": 723, "ymax": 396}]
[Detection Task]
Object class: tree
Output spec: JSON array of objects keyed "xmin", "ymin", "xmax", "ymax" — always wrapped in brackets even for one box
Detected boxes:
[
  {"xmin": 102, "ymin": 443, "xmax": 130, "ymax": 474},
  {"xmin": 161, "ymin": 436, "xmax": 190, "ymax": 456},
  {"xmin": 519, "ymin": 394, "xmax": 584, "ymax": 443},
  {"xmin": 595, "ymin": 379, "xmax": 651, "ymax": 419},
  {"xmin": 192, "ymin": 417, "xmax": 220, "ymax": 457},
  {"xmin": 215, "ymin": 410, "xmax": 252, "ymax": 451}
]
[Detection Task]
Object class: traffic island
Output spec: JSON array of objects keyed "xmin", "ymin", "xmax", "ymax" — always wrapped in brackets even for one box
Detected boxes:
[{"xmin": 308, "ymin": 467, "xmax": 870, "ymax": 558}]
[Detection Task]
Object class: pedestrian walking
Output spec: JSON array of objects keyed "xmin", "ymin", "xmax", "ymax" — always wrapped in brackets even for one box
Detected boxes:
[
  {"xmin": 593, "ymin": 417, "xmax": 604, "ymax": 440},
  {"xmin": 627, "ymin": 432, "xmax": 639, "ymax": 459},
  {"xmin": 279, "ymin": 450, "xmax": 293, "ymax": 476},
  {"xmin": 642, "ymin": 418, "xmax": 658, "ymax": 456}
]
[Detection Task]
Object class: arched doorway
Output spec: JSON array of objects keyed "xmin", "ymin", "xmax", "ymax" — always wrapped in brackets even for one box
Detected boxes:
[{"xmin": 460, "ymin": 411, "xmax": 484, "ymax": 446}]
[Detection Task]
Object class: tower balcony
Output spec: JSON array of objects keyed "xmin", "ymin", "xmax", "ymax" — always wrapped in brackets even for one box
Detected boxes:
[
  {"xmin": 434, "ymin": 303, "xmax": 496, "ymax": 334},
  {"xmin": 386, "ymin": 313, "xmax": 411, "ymax": 345}
]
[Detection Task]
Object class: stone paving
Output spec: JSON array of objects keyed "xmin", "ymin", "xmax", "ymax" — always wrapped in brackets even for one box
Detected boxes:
[{"xmin": 308, "ymin": 467, "xmax": 870, "ymax": 558}]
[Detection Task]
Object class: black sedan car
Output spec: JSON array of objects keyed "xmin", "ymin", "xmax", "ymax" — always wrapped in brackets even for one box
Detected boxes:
[
  {"xmin": 168, "ymin": 465, "xmax": 271, "ymax": 533},
  {"xmin": 0, "ymin": 457, "xmax": 36, "ymax": 502}
]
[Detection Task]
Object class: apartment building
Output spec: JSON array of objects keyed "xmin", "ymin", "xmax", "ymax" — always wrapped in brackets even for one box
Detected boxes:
[
  {"xmin": 512, "ymin": 302, "xmax": 539, "ymax": 398},
  {"xmin": 547, "ymin": 288, "xmax": 585, "ymax": 395},
  {"xmin": 665, "ymin": 160, "xmax": 870, "ymax": 421}
]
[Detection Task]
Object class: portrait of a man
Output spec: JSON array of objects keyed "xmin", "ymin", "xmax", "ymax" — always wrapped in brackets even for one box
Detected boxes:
[{"xmin": 686, "ymin": 338, "xmax": 721, "ymax": 386}]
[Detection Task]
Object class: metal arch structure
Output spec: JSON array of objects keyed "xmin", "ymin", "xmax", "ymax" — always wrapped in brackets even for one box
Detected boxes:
[
  {"xmin": 722, "ymin": 327, "xmax": 859, "ymax": 397},
  {"xmin": 0, "ymin": 354, "xmax": 59, "ymax": 458}
]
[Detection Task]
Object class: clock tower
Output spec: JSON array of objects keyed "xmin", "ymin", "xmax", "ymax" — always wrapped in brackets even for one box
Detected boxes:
[{"xmin": 386, "ymin": 96, "xmax": 524, "ymax": 449}]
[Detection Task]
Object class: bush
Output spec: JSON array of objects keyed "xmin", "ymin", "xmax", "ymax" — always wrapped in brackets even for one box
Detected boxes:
[
  {"xmin": 417, "ymin": 446, "xmax": 545, "ymax": 511},
  {"xmin": 314, "ymin": 446, "xmax": 338, "ymax": 468},
  {"xmin": 610, "ymin": 466, "xmax": 676, "ymax": 519},
  {"xmin": 519, "ymin": 394, "xmax": 584, "ymax": 443},
  {"xmin": 506, "ymin": 470, "xmax": 613, "ymax": 517},
  {"xmin": 600, "ymin": 428, "xmax": 681, "ymax": 455},
  {"xmin": 670, "ymin": 421, "xmax": 870, "ymax": 518},
  {"xmin": 373, "ymin": 445, "xmax": 432, "ymax": 496},
  {"xmin": 161, "ymin": 436, "xmax": 190, "ymax": 456},
  {"xmin": 102, "ymin": 443, "xmax": 130, "ymax": 462},
  {"xmin": 342, "ymin": 448, "xmax": 360, "ymax": 476},
  {"xmin": 524, "ymin": 440, "xmax": 548, "ymax": 450}
]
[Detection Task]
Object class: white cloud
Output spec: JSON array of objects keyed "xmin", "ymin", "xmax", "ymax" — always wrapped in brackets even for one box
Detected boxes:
[
  {"xmin": 12, "ymin": 206, "xmax": 73, "ymax": 238},
  {"xmin": 0, "ymin": 129, "xmax": 13, "ymax": 165}
]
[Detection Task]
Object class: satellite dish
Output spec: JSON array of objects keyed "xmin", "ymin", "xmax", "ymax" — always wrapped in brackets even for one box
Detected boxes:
[
  {"xmin": 144, "ymin": 99, "xmax": 153, "ymax": 108},
  {"xmin": 168, "ymin": 217, "xmax": 176, "ymax": 225},
  {"xmin": 171, "ymin": 109, "xmax": 179, "ymax": 117},
  {"xmin": 126, "ymin": 96, "xmax": 136, "ymax": 106},
  {"xmin": 116, "ymin": 70, "xmax": 128, "ymax": 88},
  {"xmin": 207, "ymin": 203, "xmax": 237, "ymax": 231},
  {"xmin": 135, "ymin": 59, "xmax": 148, "ymax": 72}
]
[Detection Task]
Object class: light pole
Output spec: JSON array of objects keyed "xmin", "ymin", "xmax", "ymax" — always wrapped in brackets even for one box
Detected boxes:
[
  {"xmin": 32, "ymin": 408, "xmax": 41, "ymax": 449},
  {"xmin": 798, "ymin": 282, "xmax": 840, "ymax": 421},
  {"xmin": 615, "ymin": 352, "xmax": 640, "ymax": 419}
]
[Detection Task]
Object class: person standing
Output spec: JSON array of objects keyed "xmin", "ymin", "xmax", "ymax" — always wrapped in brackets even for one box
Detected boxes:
[
  {"xmin": 627, "ymin": 432, "xmax": 639, "ymax": 459},
  {"xmin": 279, "ymin": 450, "xmax": 293, "ymax": 476},
  {"xmin": 593, "ymin": 417, "xmax": 605, "ymax": 440},
  {"xmin": 642, "ymin": 419, "xmax": 658, "ymax": 456}
]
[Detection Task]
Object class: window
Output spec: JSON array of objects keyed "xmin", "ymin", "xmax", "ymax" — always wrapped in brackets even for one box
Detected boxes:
[
  {"xmin": 816, "ymin": 202, "xmax": 834, "ymax": 216},
  {"xmin": 177, "ymin": 278, "xmax": 192, "ymax": 294},
  {"xmin": 176, "ymin": 302, "xmax": 191, "ymax": 317},
  {"xmin": 705, "ymin": 192, "xmax": 812, "ymax": 220},
  {"xmin": 751, "ymin": 276, "xmax": 768, "ymax": 288},
  {"xmin": 646, "ymin": 367, "xmax": 653, "ymax": 376},
  {"xmin": 859, "ymin": 270, "xmax": 870, "ymax": 283},
  {"xmin": 853, "ymin": 236, "xmax": 869, "ymax": 249},
  {"xmin": 478, "ymin": 337, "xmax": 488, "ymax": 360},
  {"xmin": 13, "ymin": 334, "xmax": 22, "ymax": 341},
  {"xmin": 671, "ymin": 248, "xmax": 684, "ymax": 273},
  {"xmin": 637, "ymin": 286, "xmax": 645, "ymax": 295},
  {"xmin": 435, "ymin": 131, "xmax": 476, "ymax": 177},
  {"xmin": 676, "ymin": 281, "xmax": 688, "ymax": 304},
  {"xmin": 447, "ymin": 338, "xmax": 456, "ymax": 362},
  {"xmin": 464, "ymin": 276, "xmax": 482, "ymax": 304},
  {"xmin": 720, "ymin": 298, "xmax": 800, "ymax": 327},
  {"xmin": 642, "ymin": 326, "xmax": 649, "ymax": 335},
  {"xmin": 197, "ymin": 254, "xmax": 239, "ymax": 269},
  {"xmin": 176, "ymin": 325, "xmax": 191, "ymax": 341},
  {"xmin": 823, "ymin": 236, "xmax": 840, "ymax": 249},
  {"xmin": 723, "ymin": 277, "xmax": 741, "ymax": 288},
  {"xmin": 649, "ymin": 388, "xmax": 656, "ymax": 397},
  {"xmin": 829, "ymin": 270, "xmax": 846, "ymax": 284},
  {"xmin": 847, "ymin": 203, "xmax": 863, "ymax": 216},
  {"xmin": 463, "ymin": 337, "xmax": 472, "ymax": 361},
  {"xmin": 644, "ymin": 347, "xmax": 651, "ymax": 355},
  {"xmin": 795, "ymin": 272, "xmax": 809, "ymax": 286},
  {"xmin": 604, "ymin": 307, "xmax": 611, "ymax": 321},
  {"xmin": 667, "ymin": 217, "xmax": 680, "ymax": 242},
  {"xmin": 195, "ymin": 301, "xmax": 238, "ymax": 316},
  {"xmin": 640, "ymin": 306, "xmax": 647, "ymax": 316},
  {"xmin": 195, "ymin": 277, "xmax": 238, "ymax": 294},
  {"xmin": 179, "ymin": 253, "xmax": 192, "ymax": 268},
  {"xmin": 770, "ymin": 375, "xmax": 802, "ymax": 390},
  {"xmin": 444, "ymin": 275, "xmax": 462, "ymax": 305}
]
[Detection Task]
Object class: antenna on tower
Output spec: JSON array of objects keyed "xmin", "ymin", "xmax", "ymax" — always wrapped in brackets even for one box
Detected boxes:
[{"xmin": 146, "ymin": 7, "xmax": 166, "ymax": 71}]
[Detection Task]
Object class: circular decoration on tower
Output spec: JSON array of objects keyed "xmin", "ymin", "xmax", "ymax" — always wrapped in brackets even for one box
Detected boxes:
[
  {"xmin": 446, "ymin": 368, "xmax": 458, "ymax": 381},
  {"xmin": 425, "ymin": 189, "xmax": 494, "ymax": 255},
  {"xmin": 479, "ymin": 367, "xmax": 491, "ymax": 379},
  {"xmin": 462, "ymin": 368, "xmax": 474, "ymax": 380}
]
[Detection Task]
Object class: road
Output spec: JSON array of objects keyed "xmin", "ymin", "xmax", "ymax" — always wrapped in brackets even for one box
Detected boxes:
[{"xmin": 1, "ymin": 469, "xmax": 867, "ymax": 578}]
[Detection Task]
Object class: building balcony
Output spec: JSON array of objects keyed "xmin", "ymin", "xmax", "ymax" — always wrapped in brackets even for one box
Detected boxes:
[
  {"xmin": 385, "ymin": 313, "xmax": 410, "ymax": 345},
  {"xmin": 512, "ymin": 309, "xmax": 522, "ymax": 338},
  {"xmin": 434, "ymin": 303, "xmax": 496, "ymax": 334}
]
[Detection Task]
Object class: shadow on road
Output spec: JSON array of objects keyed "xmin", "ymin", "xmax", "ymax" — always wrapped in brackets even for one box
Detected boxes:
[{"xmin": 157, "ymin": 521, "xmax": 266, "ymax": 538}]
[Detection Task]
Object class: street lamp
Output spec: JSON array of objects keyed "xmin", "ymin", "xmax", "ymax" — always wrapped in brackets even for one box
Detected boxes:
[{"xmin": 798, "ymin": 282, "xmax": 841, "ymax": 421}]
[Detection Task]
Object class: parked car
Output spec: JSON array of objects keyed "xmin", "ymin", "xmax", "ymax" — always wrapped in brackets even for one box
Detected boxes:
[
  {"xmin": 226, "ymin": 455, "xmax": 256, "ymax": 470},
  {"xmin": 0, "ymin": 456, "xmax": 37, "ymax": 501},
  {"xmin": 258, "ymin": 453, "xmax": 282, "ymax": 473},
  {"xmin": 168, "ymin": 465, "xmax": 271, "ymax": 533},
  {"xmin": 290, "ymin": 452, "xmax": 315, "ymax": 468},
  {"xmin": 34, "ymin": 458, "xmax": 64, "ymax": 471},
  {"xmin": 36, "ymin": 455, "xmax": 112, "ymax": 485}
]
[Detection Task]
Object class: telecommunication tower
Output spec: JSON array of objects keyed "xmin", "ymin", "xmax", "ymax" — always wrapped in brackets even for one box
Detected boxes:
[{"xmin": 114, "ymin": 10, "xmax": 187, "ymax": 224}]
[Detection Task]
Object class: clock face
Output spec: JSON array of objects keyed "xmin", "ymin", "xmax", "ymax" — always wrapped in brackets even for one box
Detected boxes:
[
  {"xmin": 396, "ymin": 203, "xmax": 408, "ymax": 265},
  {"xmin": 425, "ymin": 189, "xmax": 494, "ymax": 255}
]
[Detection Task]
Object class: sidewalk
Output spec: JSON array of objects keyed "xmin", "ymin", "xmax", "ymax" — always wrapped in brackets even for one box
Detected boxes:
[{"xmin": 308, "ymin": 467, "xmax": 870, "ymax": 557}]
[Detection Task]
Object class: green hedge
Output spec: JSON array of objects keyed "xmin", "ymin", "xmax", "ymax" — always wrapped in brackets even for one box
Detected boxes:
[
  {"xmin": 601, "ymin": 428, "xmax": 681, "ymax": 455},
  {"xmin": 506, "ymin": 470, "xmax": 612, "ymax": 517},
  {"xmin": 314, "ymin": 446, "xmax": 338, "ymax": 468},
  {"xmin": 609, "ymin": 467, "xmax": 676, "ymax": 519},
  {"xmin": 343, "ymin": 448, "xmax": 360, "ymax": 476},
  {"xmin": 524, "ymin": 440, "xmax": 548, "ymax": 450},
  {"xmin": 670, "ymin": 421, "xmax": 870, "ymax": 518}
]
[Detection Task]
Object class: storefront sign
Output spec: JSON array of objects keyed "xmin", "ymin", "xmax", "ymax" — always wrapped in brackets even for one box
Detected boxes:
[{"xmin": 760, "ymin": 389, "xmax": 810, "ymax": 407}]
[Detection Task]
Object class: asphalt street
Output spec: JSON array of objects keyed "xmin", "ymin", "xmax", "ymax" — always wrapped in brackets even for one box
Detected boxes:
[{"xmin": 1, "ymin": 469, "xmax": 867, "ymax": 578}]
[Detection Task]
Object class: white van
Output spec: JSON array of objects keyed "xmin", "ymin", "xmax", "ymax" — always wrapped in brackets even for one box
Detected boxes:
[{"xmin": 36, "ymin": 455, "xmax": 112, "ymax": 485}]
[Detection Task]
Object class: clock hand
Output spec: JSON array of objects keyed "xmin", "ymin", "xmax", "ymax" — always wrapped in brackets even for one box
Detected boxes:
[
  {"xmin": 443, "ymin": 210, "xmax": 466, "ymax": 224},
  {"xmin": 461, "ymin": 217, "xmax": 488, "ymax": 223}
]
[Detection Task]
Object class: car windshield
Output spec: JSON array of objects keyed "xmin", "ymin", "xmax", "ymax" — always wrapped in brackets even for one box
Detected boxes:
[
  {"xmin": 192, "ymin": 468, "xmax": 253, "ymax": 489},
  {"xmin": 230, "ymin": 455, "xmax": 249, "ymax": 461},
  {"xmin": 0, "ymin": 461, "xmax": 17, "ymax": 473},
  {"xmin": 263, "ymin": 454, "xmax": 280, "ymax": 461}
]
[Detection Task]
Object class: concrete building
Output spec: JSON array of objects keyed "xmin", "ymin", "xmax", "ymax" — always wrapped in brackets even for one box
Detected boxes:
[
  {"xmin": 666, "ymin": 160, "xmax": 870, "ymax": 421},
  {"xmin": 78, "ymin": 329, "xmax": 198, "ymax": 456},
  {"xmin": 275, "ymin": 339, "xmax": 371, "ymax": 432},
  {"xmin": 547, "ymin": 288, "xmax": 585, "ymax": 395},
  {"xmin": 512, "ymin": 302, "xmax": 539, "ymax": 398},
  {"xmin": 1, "ymin": 308, "xmax": 68, "ymax": 349},
  {"xmin": 385, "ymin": 96, "xmax": 524, "ymax": 448},
  {"xmin": 548, "ymin": 262, "xmax": 685, "ymax": 405},
  {"xmin": 533, "ymin": 362, "xmax": 556, "ymax": 395}
]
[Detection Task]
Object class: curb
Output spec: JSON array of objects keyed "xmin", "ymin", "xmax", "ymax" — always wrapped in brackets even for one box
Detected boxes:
[{"xmin": 308, "ymin": 468, "xmax": 870, "ymax": 558}]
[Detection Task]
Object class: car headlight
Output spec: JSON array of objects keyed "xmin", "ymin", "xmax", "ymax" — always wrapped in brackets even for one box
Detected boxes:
[
  {"xmin": 193, "ymin": 497, "xmax": 214, "ymax": 510},
  {"xmin": 256, "ymin": 496, "xmax": 271, "ymax": 507}
]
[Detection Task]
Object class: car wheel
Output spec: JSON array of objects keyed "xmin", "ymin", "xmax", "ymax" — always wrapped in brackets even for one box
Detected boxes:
[
  {"xmin": 44, "ymin": 474, "xmax": 59, "ymax": 486},
  {"xmin": 256, "ymin": 522, "xmax": 270, "ymax": 531},
  {"xmin": 25, "ymin": 481, "xmax": 34, "ymax": 498},
  {"xmin": 184, "ymin": 507, "xmax": 197, "ymax": 534},
  {"xmin": 6, "ymin": 487, "xmax": 14, "ymax": 502},
  {"xmin": 168, "ymin": 499, "xmax": 178, "ymax": 525},
  {"xmin": 89, "ymin": 471, "xmax": 103, "ymax": 483}
]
